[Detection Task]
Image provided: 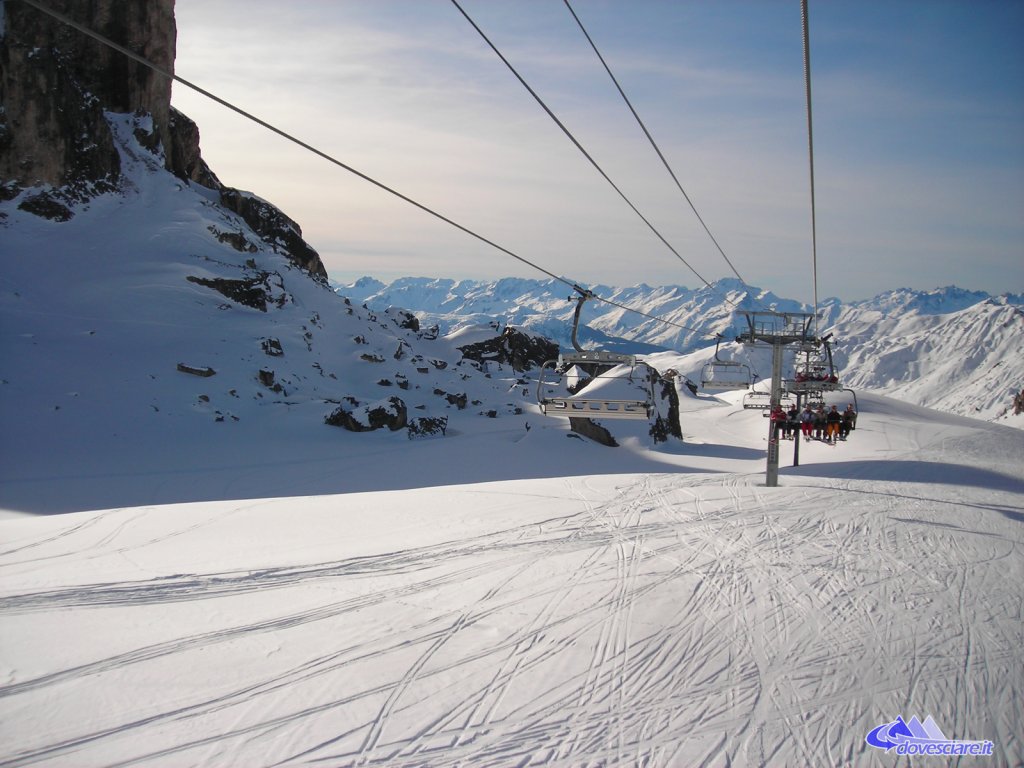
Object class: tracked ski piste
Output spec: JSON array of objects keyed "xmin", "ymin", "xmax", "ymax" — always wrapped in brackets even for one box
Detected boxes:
[{"xmin": 1, "ymin": 393, "xmax": 1021, "ymax": 767}]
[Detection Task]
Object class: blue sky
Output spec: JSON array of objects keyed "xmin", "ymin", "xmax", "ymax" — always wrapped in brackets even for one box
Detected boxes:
[{"xmin": 172, "ymin": 0, "xmax": 1023, "ymax": 302}]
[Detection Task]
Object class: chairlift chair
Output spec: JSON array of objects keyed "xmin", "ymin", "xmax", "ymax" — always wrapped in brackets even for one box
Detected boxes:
[
  {"xmin": 786, "ymin": 337, "xmax": 841, "ymax": 392},
  {"xmin": 784, "ymin": 337, "xmax": 858, "ymax": 413},
  {"xmin": 536, "ymin": 289, "xmax": 653, "ymax": 421},
  {"xmin": 700, "ymin": 335, "xmax": 753, "ymax": 390},
  {"xmin": 742, "ymin": 391, "xmax": 772, "ymax": 410},
  {"xmin": 803, "ymin": 388, "xmax": 825, "ymax": 407}
]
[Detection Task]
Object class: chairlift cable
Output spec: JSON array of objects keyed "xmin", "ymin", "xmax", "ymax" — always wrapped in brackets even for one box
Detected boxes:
[
  {"xmin": 563, "ymin": 0, "xmax": 755, "ymax": 295},
  {"xmin": 451, "ymin": 0, "xmax": 740, "ymax": 309},
  {"xmin": 18, "ymin": 0, "xmax": 723, "ymax": 343},
  {"xmin": 801, "ymin": 0, "xmax": 820, "ymax": 338}
]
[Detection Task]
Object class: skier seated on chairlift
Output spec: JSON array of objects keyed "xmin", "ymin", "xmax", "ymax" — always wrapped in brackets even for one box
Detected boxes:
[
  {"xmin": 770, "ymin": 404, "xmax": 787, "ymax": 436},
  {"xmin": 795, "ymin": 365, "xmax": 839, "ymax": 384},
  {"xmin": 800, "ymin": 406, "xmax": 815, "ymax": 439},
  {"xmin": 825, "ymin": 405, "xmax": 843, "ymax": 444},
  {"xmin": 784, "ymin": 404, "xmax": 800, "ymax": 440},
  {"xmin": 813, "ymin": 406, "xmax": 827, "ymax": 440},
  {"xmin": 840, "ymin": 404, "xmax": 857, "ymax": 438}
]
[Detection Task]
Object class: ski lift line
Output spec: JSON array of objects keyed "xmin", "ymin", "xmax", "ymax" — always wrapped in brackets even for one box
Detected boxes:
[
  {"xmin": 23, "ymin": 0, "xmax": 718, "ymax": 341},
  {"xmin": 563, "ymin": 0, "xmax": 755, "ymax": 294},
  {"xmin": 450, "ymin": 0, "xmax": 740, "ymax": 310},
  {"xmin": 801, "ymin": 0, "xmax": 820, "ymax": 338}
]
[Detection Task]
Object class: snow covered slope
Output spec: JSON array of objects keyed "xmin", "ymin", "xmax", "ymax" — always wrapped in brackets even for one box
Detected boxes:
[
  {"xmin": 2, "ymin": 115, "xmax": 677, "ymax": 514},
  {"xmin": 832, "ymin": 293, "xmax": 1024, "ymax": 422},
  {"xmin": 339, "ymin": 277, "xmax": 1024, "ymax": 423},
  {"xmin": 1, "ymin": 390, "xmax": 1021, "ymax": 766}
]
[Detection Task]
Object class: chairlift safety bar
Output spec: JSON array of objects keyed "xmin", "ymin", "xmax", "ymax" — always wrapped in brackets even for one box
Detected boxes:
[{"xmin": 540, "ymin": 398, "xmax": 651, "ymax": 420}]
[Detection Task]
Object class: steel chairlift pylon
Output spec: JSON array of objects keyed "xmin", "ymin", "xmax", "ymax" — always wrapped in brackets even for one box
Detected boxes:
[{"xmin": 536, "ymin": 288, "xmax": 653, "ymax": 420}]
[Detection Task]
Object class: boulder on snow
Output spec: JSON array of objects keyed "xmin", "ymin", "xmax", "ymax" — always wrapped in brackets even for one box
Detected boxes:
[
  {"xmin": 433, "ymin": 389, "xmax": 468, "ymax": 409},
  {"xmin": 568, "ymin": 417, "xmax": 618, "ymax": 447},
  {"xmin": 177, "ymin": 363, "xmax": 216, "ymax": 378},
  {"xmin": 256, "ymin": 368, "xmax": 285, "ymax": 394},
  {"xmin": 384, "ymin": 307, "xmax": 420, "ymax": 333},
  {"xmin": 407, "ymin": 416, "xmax": 448, "ymax": 439},
  {"xmin": 261, "ymin": 337, "xmax": 284, "ymax": 356},
  {"xmin": 325, "ymin": 396, "xmax": 408, "ymax": 432}
]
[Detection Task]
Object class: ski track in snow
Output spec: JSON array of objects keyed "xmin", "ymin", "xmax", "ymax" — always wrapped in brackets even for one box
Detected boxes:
[{"xmin": 0, "ymin": 406, "xmax": 1022, "ymax": 767}]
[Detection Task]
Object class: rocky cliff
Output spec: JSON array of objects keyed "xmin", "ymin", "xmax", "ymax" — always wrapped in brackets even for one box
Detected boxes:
[
  {"xmin": 1, "ymin": 0, "xmax": 176, "ymax": 190},
  {"xmin": 0, "ymin": 0, "xmax": 326, "ymax": 278}
]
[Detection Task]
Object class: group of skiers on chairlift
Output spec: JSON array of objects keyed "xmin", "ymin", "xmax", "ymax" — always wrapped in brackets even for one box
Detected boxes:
[
  {"xmin": 771, "ymin": 402, "xmax": 857, "ymax": 444},
  {"xmin": 793, "ymin": 364, "xmax": 839, "ymax": 384}
]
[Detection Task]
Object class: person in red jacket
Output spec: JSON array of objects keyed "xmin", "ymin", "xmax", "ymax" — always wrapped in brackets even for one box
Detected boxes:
[{"xmin": 770, "ymin": 404, "xmax": 787, "ymax": 439}]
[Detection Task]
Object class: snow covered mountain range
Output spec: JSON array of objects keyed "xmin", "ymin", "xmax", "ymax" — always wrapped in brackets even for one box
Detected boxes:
[{"xmin": 337, "ymin": 276, "xmax": 1024, "ymax": 423}]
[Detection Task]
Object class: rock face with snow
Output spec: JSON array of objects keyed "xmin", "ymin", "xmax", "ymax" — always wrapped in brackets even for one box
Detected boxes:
[
  {"xmin": 1, "ymin": 0, "xmax": 175, "ymax": 191},
  {"xmin": 457, "ymin": 327, "xmax": 559, "ymax": 373},
  {"xmin": 0, "ymin": 0, "xmax": 326, "ymax": 279},
  {"xmin": 218, "ymin": 189, "xmax": 326, "ymax": 279}
]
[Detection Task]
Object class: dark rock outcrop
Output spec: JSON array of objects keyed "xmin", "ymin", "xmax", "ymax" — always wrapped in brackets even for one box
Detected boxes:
[
  {"xmin": 219, "ymin": 189, "xmax": 327, "ymax": 280},
  {"xmin": 16, "ymin": 191, "xmax": 74, "ymax": 221},
  {"xmin": 186, "ymin": 271, "xmax": 289, "ymax": 312},
  {"xmin": 649, "ymin": 374, "xmax": 682, "ymax": 443},
  {"xmin": 177, "ymin": 363, "xmax": 216, "ymax": 377},
  {"xmin": 167, "ymin": 107, "xmax": 220, "ymax": 188},
  {"xmin": 383, "ymin": 308, "xmax": 420, "ymax": 333},
  {"xmin": 458, "ymin": 328, "xmax": 559, "ymax": 372},
  {"xmin": 568, "ymin": 417, "xmax": 618, "ymax": 447},
  {"xmin": 325, "ymin": 397, "xmax": 408, "ymax": 432}
]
